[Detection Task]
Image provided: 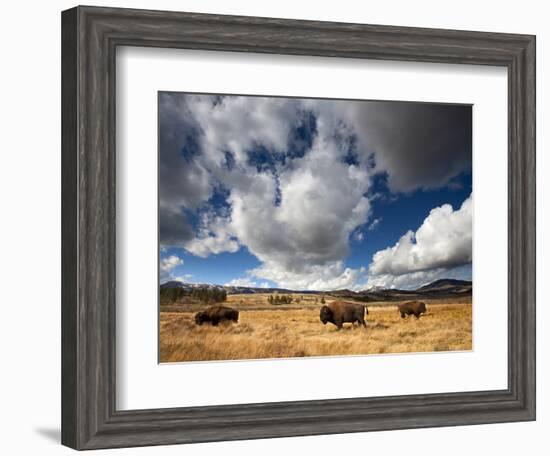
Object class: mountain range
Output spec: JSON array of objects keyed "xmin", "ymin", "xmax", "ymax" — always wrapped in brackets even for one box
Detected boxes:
[{"xmin": 160, "ymin": 278, "xmax": 472, "ymax": 301}]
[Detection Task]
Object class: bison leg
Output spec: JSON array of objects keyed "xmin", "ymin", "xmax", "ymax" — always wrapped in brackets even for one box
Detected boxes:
[{"xmin": 400, "ymin": 312, "xmax": 405, "ymax": 319}]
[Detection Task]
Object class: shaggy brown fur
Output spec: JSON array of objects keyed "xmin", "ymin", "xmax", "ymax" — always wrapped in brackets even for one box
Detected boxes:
[
  {"xmin": 398, "ymin": 301, "xmax": 427, "ymax": 319},
  {"xmin": 195, "ymin": 305, "xmax": 239, "ymax": 326},
  {"xmin": 320, "ymin": 301, "xmax": 368, "ymax": 330}
]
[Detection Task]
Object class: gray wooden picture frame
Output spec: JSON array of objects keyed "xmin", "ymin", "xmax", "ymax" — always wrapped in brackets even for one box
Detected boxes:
[{"xmin": 61, "ymin": 5, "xmax": 536, "ymax": 450}]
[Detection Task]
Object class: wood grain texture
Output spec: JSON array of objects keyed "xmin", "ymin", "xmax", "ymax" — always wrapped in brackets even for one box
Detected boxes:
[
  {"xmin": 61, "ymin": 5, "xmax": 536, "ymax": 450},
  {"xmin": 61, "ymin": 7, "xmax": 78, "ymax": 449}
]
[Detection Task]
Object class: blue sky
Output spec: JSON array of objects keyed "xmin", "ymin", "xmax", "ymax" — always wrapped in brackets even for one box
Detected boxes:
[{"xmin": 159, "ymin": 93, "xmax": 472, "ymax": 290}]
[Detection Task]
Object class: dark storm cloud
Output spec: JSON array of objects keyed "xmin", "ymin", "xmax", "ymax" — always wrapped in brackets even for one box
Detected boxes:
[
  {"xmin": 158, "ymin": 93, "xmax": 213, "ymax": 211},
  {"xmin": 347, "ymin": 101, "xmax": 472, "ymax": 193},
  {"xmin": 159, "ymin": 208, "xmax": 194, "ymax": 246},
  {"xmin": 158, "ymin": 92, "xmax": 220, "ymax": 248}
]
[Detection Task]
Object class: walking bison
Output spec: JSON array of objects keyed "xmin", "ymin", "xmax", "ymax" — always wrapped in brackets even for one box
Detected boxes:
[
  {"xmin": 320, "ymin": 301, "xmax": 368, "ymax": 330},
  {"xmin": 195, "ymin": 305, "xmax": 239, "ymax": 326},
  {"xmin": 398, "ymin": 301, "xmax": 427, "ymax": 319}
]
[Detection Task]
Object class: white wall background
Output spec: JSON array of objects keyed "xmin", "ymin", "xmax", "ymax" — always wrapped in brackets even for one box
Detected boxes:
[{"xmin": 0, "ymin": 1, "xmax": 546, "ymax": 454}]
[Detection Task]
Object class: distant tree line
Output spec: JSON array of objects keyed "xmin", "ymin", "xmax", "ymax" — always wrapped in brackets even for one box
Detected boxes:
[
  {"xmin": 267, "ymin": 294, "xmax": 293, "ymax": 305},
  {"xmin": 190, "ymin": 287, "xmax": 227, "ymax": 303},
  {"xmin": 160, "ymin": 287, "xmax": 187, "ymax": 304},
  {"xmin": 353, "ymin": 295, "xmax": 372, "ymax": 303},
  {"xmin": 160, "ymin": 286, "xmax": 227, "ymax": 305}
]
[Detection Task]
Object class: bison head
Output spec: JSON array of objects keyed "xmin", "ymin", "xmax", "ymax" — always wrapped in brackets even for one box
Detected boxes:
[
  {"xmin": 419, "ymin": 302, "xmax": 427, "ymax": 313},
  {"xmin": 319, "ymin": 305, "xmax": 333, "ymax": 325},
  {"xmin": 194, "ymin": 311, "xmax": 207, "ymax": 325}
]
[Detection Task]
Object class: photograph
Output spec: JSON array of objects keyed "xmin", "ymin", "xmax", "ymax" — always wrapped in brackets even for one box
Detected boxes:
[{"xmin": 158, "ymin": 92, "xmax": 473, "ymax": 363}]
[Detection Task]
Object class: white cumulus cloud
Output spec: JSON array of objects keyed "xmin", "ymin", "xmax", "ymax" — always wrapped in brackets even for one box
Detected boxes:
[
  {"xmin": 159, "ymin": 255, "xmax": 184, "ymax": 282},
  {"xmin": 224, "ymin": 277, "xmax": 259, "ymax": 287},
  {"xmin": 184, "ymin": 212, "xmax": 240, "ymax": 258},
  {"xmin": 366, "ymin": 195, "xmax": 472, "ymax": 288},
  {"xmin": 252, "ymin": 261, "xmax": 365, "ymax": 291}
]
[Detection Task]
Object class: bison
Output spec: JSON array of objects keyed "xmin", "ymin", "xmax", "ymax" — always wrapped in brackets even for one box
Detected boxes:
[
  {"xmin": 320, "ymin": 301, "xmax": 368, "ymax": 330},
  {"xmin": 397, "ymin": 301, "xmax": 427, "ymax": 319},
  {"xmin": 194, "ymin": 305, "xmax": 239, "ymax": 326}
]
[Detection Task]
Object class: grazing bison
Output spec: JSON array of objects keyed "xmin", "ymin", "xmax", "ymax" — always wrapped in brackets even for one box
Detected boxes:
[
  {"xmin": 398, "ymin": 301, "xmax": 427, "ymax": 319},
  {"xmin": 194, "ymin": 305, "xmax": 239, "ymax": 326},
  {"xmin": 320, "ymin": 301, "xmax": 368, "ymax": 330}
]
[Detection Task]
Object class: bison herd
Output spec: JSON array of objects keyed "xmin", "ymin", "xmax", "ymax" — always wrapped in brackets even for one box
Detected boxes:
[{"xmin": 193, "ymin": 300, "xmax": 427, "ymax": 330}]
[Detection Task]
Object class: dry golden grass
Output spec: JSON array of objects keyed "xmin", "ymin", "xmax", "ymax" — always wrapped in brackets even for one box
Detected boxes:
[{"xmin": 159, "ymin": 296, "xmax": 472, "ymax": 362}]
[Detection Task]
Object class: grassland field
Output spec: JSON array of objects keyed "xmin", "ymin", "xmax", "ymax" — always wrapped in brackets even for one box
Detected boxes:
[{"xmin": 159, "ymin": 293, "xmax": 472, "ymax": 363}]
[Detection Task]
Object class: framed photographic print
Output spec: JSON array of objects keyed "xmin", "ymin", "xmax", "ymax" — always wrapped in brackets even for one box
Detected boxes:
[
  {"xmin": 157, "ymin": 92, "xmax": 474, "ymax": 363},
  {"xmin": 61, "ymin": 5, "xmax": 536, "ymax": 450}
]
